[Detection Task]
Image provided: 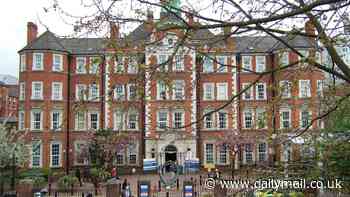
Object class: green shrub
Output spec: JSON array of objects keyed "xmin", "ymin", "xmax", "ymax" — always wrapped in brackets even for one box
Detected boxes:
[{"xmin": 57, "ymin": 175, "xmax": 79, "ymax": 191}]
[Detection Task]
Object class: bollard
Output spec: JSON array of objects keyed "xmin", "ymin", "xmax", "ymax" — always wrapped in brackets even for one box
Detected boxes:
[
  {"xmin": 166, "ymin": 191, "xmax": 169, "ymax": 197},
  {"xmin": 158, "ymin": 180, "xmax": 161, "ymax": 192},
  {"xmin": 199, "ymin": 175, "xmax": 202, "ymax": 185},
  {"xmin": 176, "ymin": 179, "xmax": 179, "ymax": 190},
  {"xmin": 82, "ymin": 192, "xmax": 85, "ymax": 197},
  {"xmin": 54, "ymin": 191, "xmax": 58, "ymax": 197}
]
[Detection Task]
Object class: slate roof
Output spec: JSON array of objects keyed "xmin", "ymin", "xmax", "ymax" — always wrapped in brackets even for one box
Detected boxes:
[{"xmin": 19, "ymin": 22, "xmax": 317, "ymax": 54}]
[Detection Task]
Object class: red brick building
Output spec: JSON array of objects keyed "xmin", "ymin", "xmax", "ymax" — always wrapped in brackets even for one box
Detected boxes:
[
  {"xmin": 18, "ymin": 4, "xmax": 324, "ymax": 171},
  {"xmin": 0, "ymin": 81, "xmax": 18, "ymax": 125}
]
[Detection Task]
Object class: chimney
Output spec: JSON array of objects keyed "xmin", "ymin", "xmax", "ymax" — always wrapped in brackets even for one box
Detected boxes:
[
  {"xmin": 145, "ymin": 10, "xmax": 154, "ymax": 33},
  {"xmin": 305, "ymin": 20, "xmax": 316, "ymax": 37},
  {"xmin": 186, "ymin": 13, "xmax": 194, "ymax": 26},
  {"xmin": 110, "ymin": 22, "xmax": 119, "ymax": 40},
  {"xmin": 147, "ymin": 10, "xmax": 154, "ymax": 23},
  {"xmin": 27, "ymin": 22, "xmax": 38, "ymax": 44}
]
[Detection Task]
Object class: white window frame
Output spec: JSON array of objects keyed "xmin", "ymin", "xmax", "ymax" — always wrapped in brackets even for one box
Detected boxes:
[
  {"xmin": 19, "ymin": 82, "xmax": 25, "ymax": 101},
  {"xmin": 127, "ymin": 57, "xmax": 138, "ymax": 74},
  {"xmin": 243, "ymin": 109, "xmax": 254, "ymax": 129},
  {"xmin": 242, "ymin": 83, "xmax": 253, "ymax": 100},
  {"xmin": 173, "ymin": 80, "xmax": 185, "ymax": 100},
  {"xmin": 114, "ymin": 110, "xmax": 125, "ymax": 131},
  {"xmin": 174, "ymin": 55, "xmax": 184, "ymax": 71},
  {"xmin": 255, "ymin": 83, "xmax": 267, "ymax": 100},
  {"xmin": 33, "ymin": 53, "xmax": 44, "ymax": 71},
  {"xmin": 51, "ymin": 82, "xmax": 63, "ymax": 101},
  {"xmin": 157, "ymin": 81, "xmax": 168, "ymax": 100},
  {"xmin": 298, "ymin": 50, "xmax": 309, "ymax": 66},
  {"xmin": 256, "ymin": 108, "xmax": 267, "ymax": 129},
  {"xmin": 242, "ymin": 56, "xmax": 252, "ymax": 72},
  {"xmin": 317, "ymin": 80, "xmax": 324, "ymax": 97},
  {"xmin": 114, "ymin": 84, "xmax": 125, "ymax": 101},
  {"xmin": 173, "ymin": 110, "xmax": 185, "ymax": 129},
  {"xmin": 31, "ymin": 141, "xmax": 42, "ymax": 168},
  {"xmin": 75, "ymin": 111, "xmax": 86, "ymax": 131},
  {"xmin": 203, "ymin": 110, "xmax": 214, "ymax": 130},
  {"xmin": 127, "ymin": 111, "xmax": 138, "ymax": 130},
  {"xmin": 50, "ymin": 142, "xmax": 61, "ymax": 168},
  {"xmin": 115, "ymin": 150, "xmax": 125, "ymax": 166},
  {"xmin": 88, "ymin": 112, "xmax": 99, "ymax": 130},
  {"xmin": 76, "ymin": 84, "xmax": 87, "ymax": 101},
  {"xmin": 89, "ymin": 84, "xmax": 99, "ymax": 101},
  {"xmin": 203, "ymin": 83, "xmax": 214, "ymax": 100},
  {"xmin": 157, "ymin": 110, "xmax": 168, "ymax": 130},
  {"xmin": 243, "ymin": 144, "xmax": 254, "ymax": 164},
  {"xmin": 127, "ymin": 144, "xmax": 138, "ymax": 165},
  {"xmin": 218, "ymin": 145, "xmax": 228, "ymax": 165},
  {"xmin": 257, "ymin": 142, "xmax": 267, "ymax": 162},
  {"xmin": 205, "ymin": 143, "xmax": 215, "ymax": 164},
  {"xmin": 74, "ymin": 141, "xmax": 89, "ymax": 166},
  {"xmin": 256, "ymin": 55, "xmax": 266, "ymax": 72},
  {"xmin": 76, "ymin": 57, "xmax": 86, "ymax": 74},
  {"xmin": 89, "ymin": 57, "xmax": 100, "ymax": 74},
  {"xmin": 115, "ymin": 56, "xmax": 125, "ymax": 73},
  {"xmin": 52, "ymin": 54, "xmax": 63, "ymax": 72},
  {"xmin": 280, "ymin": 51, "xmax": 289, "ymax": 66},
  {"xmin": 31, "ymin": 81, "xmax": 43, "ymax": 100},
  {"xmin": 203, "ymin": 56, "xmax": 214, "ymax": 73},
  {"xmin": 127, "ymin": 84, "xmax": 137, "ymax": 100},
  {"xmin": 31, "ymin": 110, "xmax": 43, "ymax": 131},
  {"xmin": 280, "ymin": 108, "xmax": 292, "ymax": 129},
  {"xmin": 51, "ymin": 110, "xmax": 62, "ymax": 131},
  {"xmin": 217, "ymin": 83, "xmax": 228, "ymax": 100},
  {"xmin": 20, "ymin": 54, "xmax": 26, "ymax": 72},
  {"xmin": 300, "ymin": 110, "xmax": 312, "ymax": 129},
  {"xmin": 217, "ymin": 111, "xmax": 228, "ymax": 129},
  {"xmin": 18, "ymin": 111, "xmax": 25, "ymax": 130},
  {"xmin": 280, "ymin": 80, "xmax": 292, "ymax": 98},
  {"xmin": 216, "ymin": 56, "xmax": 227, "ymax": 72},
  {"xmin": 299, "ymin": 80, "xmax": 311, "ymax": 98}
]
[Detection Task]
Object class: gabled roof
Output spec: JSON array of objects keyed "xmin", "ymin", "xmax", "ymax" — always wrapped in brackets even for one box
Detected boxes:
[{"xmin": 19, "ymin": 31, "xmax": 67, "ymax": 53}]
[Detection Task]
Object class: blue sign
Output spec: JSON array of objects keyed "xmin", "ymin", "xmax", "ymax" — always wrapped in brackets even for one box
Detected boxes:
[
  {"xmin": 140, "ymin": 184, "xmax": 149, "ymax": 197},
  {"xmin": 184, "ymin": 185, "xmax": 193, "ymax": 197}
]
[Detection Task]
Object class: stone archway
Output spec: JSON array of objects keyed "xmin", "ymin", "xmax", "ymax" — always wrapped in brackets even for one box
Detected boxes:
[{"xmin": 164, "ymin": 144, "xmax": 177, "ymax": 163}]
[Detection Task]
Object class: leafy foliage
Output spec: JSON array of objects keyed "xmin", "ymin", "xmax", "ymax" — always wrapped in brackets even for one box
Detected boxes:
[{"xmin": 57, "ymin": 175, "xmax": 79, "ymax": 191}]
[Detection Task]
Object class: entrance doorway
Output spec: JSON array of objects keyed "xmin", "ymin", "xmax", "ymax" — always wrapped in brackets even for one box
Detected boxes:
[{"xmin": 164, "ymin": 145, "xmax": 177, "ymax": 172}]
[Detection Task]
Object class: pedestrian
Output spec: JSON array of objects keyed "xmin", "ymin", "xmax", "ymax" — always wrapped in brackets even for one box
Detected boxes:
[
  {"xmin": 111, "ymin": 167, "xmax": 117, "ymax": 179},
  {"xmin": 125, "ymin": 183, "xmax": 131, "ymax": 197},
  {"xmin": 75, "ymin": 168, "xmax": 82, "ymax": 186}
]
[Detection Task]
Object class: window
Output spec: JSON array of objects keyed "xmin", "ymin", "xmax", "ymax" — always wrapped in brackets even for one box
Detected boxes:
[
  {"xmin": 219, "ymin": 145, "xmax": 228, "ymax": 164},
  {"xmin": 50, "ymin": 142, "xmax": 61, "ymax": 167},
  {"xmin": 76, "ymin": 84, "xmax": 87, "ymax": 101},
  {"xmin": 158, "ymin": 55, "xmax": 168, "ymax": 72},
  {"xmin": 203, "ymin": 56, "xmax": 214, "ymax": 72},
  {"xmin": 315, "ymin": 51, "xmax": 321, "ymax": 64},
  {"xmin": 89, "ymin": 112, "xmax": 99, "ymax": 130},
  {"xmin": 173, "ymin": 111, "xmax": 184, "ymax": 129},
  {"xmin": 205, "ymin": 144, "xmax": 214, "ymax": 164},
  {"xmin": 282, "ymin": 143, "xmax": 292, "ymax": 162},
  {"xmin": 245, "ymin": 144, "xmax": 253, "ymax": 164},
  {"xmin": 173, "ymin": 80, "xmax": 185, "ymax": 100},
  {"xmin": 51, "ymin": 110, "xmax": 62, "ymax": 131},
  {"xmin": 127, "ymin": 112, "xmax": 138, "ymax": 130},
  {"xmin": 256, "ymin": 56, "xmax": 266, "ymax": 72},
  {"xmin": 20, "ymin": 54, "xmax": 26, "ymax": 72},
  {"xmin": 242, "ymin": 83, "xmax": 253, "ymax": 100},
  {"xmin": 75, "ymin": 111, "xmax": 86, "ymax": 131},
  {"xmin": 217, "ymin": 111, "xmax": 227, "ymax": 129},
  {"xmin": 256, "ymin": 83, "xmax": 266, "ymax": 100},
  {"xmin": 317, "ymin": 80, "xmax": 324, "ymax": 97},
  {"xmin": 75, "ymin": 142, "xmax": 88, "ymax": 165},
  {"xmin": 19, "ymin": 111, "xmax": 25, "ymax": 130},
  {"xmin": 298, "ymin": 50, "xmax": 309, "ymax": 67},
  {"xmin": 114, "ymin": 111, "xmax": 124, "ymax": 131},
  {"xmin": 256, "ymin": 108, "xmax": 266, "ymax": 129},
  {"xmin": 52, "ymin": 82, "xmax": 63, "ymax": 100},
  {"xmin": 204, "ymin": 111, "xmax": 214, "ymax": 129},
  {"xmin": 157, "ymin": 81, "xmax": 168, "ymax": 100},
  {"xmin": 76, "ymin": 57, "xmax": 86, "ymax": 74},
  {"xmin": 116, "ymin": 150, "xmax": 124, "ymax": 165},
  {"xmin": 89, "ymin": 84, "xmax": 99, "ymax": 101},
  {"xmin": 300, "ymin": 110, "xmax": 311, "ymax": 128},
  {"xmin": 114, "ymin": 84, "xmax": 125, "ymax": 100},
  {"xmin": 299, "ymin": 80, "xmax": 311, "ymax": 98},
  {"xmin": 90, "ymin": 57, "xmax": 99, "ymax": 74},
  {"xmin": 31, "ymin": 110, "xmax": 42, "ymax": 130},
  {"xmin": 128, "ymin": 57, "xmax": 138, "ymax": 73},
  {"xmin": 203, "ymin": 83, "xmax": 214, "ymax": 100},
  {"xmin": 128, "ymin": 144, "xmax": 137, "ymax": 165},
  {"xmin": 19, "ymin": 82, "xmax": 25, "ymax": 101},
  {"xmin": 31, "ymin": 81, "xmax": 43, "ymax": 100},
  {"xmin": 115, "ymin": 56, "xmax": 124, "ymax": 73},
  {"xmin": 33, "ymin": 53, "xmax": 43, "ymax": 70},
  {"xmin": 114, "ymin": 84, "xmax": 125, "ymax": 101},
  {"xmin": 280, "ymin": 81, "xmax": 292, "ymax": 98},
  {"xmin": 216, "ymin": 56, "xmax": 227, "ymax": 72},
  {"xmin": 157, "ymin": 111, "xmax": 168, "ymax": 129},
  {"xmin": 258, "ymin": 143, "xmax": 267, "ymax": 162},
  {"xmin": 242, "ymin": 56, "xmax": 252, "ymax": 72},
  {"xmin": 174, "ymin": 55, "xmax": 184, "ymax": 71},
  {"xmin": 127, "ymin": 84, "xmax": 137, "ymax": 100},
  {"xmin": 53, "ymin": 54, "xmax": 63, "ymax": 71},
  {"xmin": 280, "ymin": 51, "xmax": 289, "ymax": 66},
  {"xmin": 243, "ymin": 109, "xmax": 253, "ymax": 129},
  {"xmin": 217, "ymin": 83, "xmax": 228, "ymax": 100},
  {"xmin": 280, "ymin": 108, "xmax": 291, "ymax": 129},
  {"xmin": 31, "ymin": 142, "xmax": 42, "ymax": 168}
]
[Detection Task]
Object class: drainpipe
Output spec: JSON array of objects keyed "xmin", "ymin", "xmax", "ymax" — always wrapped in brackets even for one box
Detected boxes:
[{"xmin": 66, "ymin": 53, "xmax": 72, "ymax": 175}]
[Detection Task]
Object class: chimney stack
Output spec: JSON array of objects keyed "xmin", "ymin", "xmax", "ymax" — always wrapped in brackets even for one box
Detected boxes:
[
  {"xmin": 110, "ymin": 22, "xmax": 119, "ymax": 40},
  {"xmin": 27, "ymin": 22, "xmax": 38, "ymax": 44},
  {"xmin": 145, "ymin": 10, "xmax": 154, "ymax": 33},
  {"xmin": 305, "ymin": 20, "xmax": 316, "ymax": 37}
]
